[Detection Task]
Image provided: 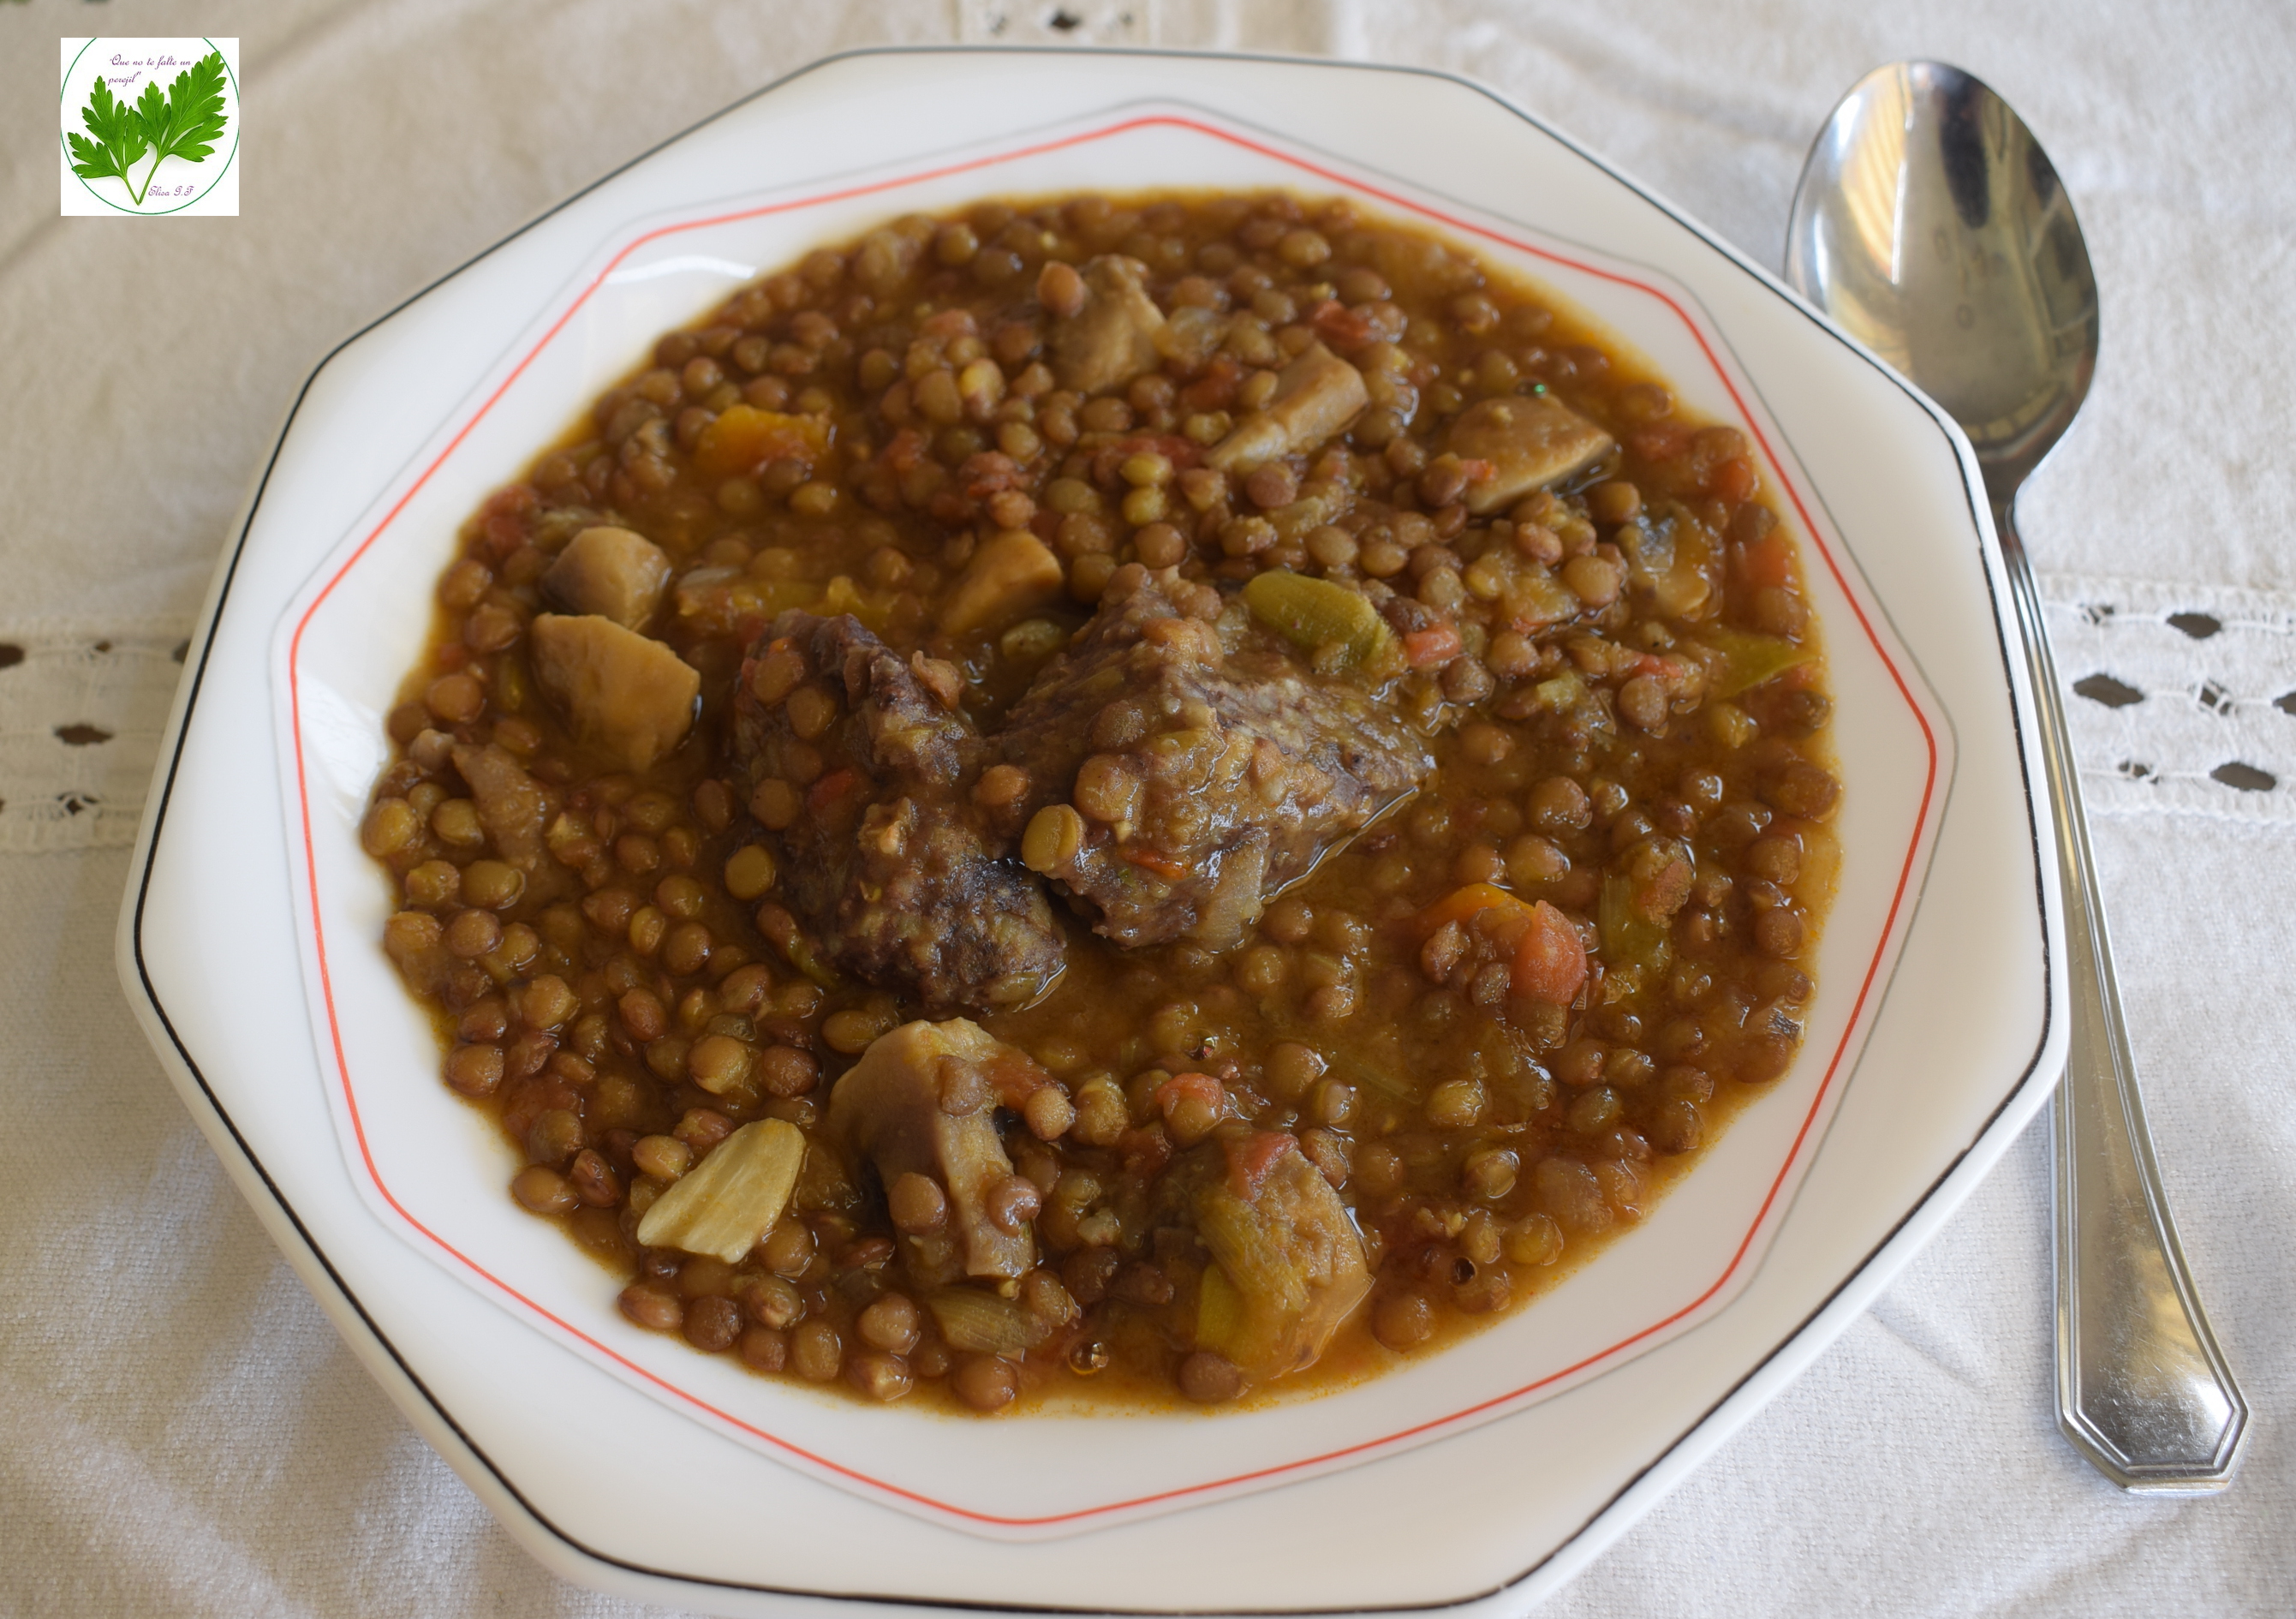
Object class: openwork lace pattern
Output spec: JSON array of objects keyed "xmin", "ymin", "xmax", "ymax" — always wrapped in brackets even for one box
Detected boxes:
[
  {"xmin": 954, "ymin": 0, "xmax": 1160, "ymax": 45},
  {"xmin": 0, "ymin": 622, "xmax": 186, "ymax": 854},
  {"xmin": 2042, "ymin": 571, "xmax": 2296, "ymax": 824}
]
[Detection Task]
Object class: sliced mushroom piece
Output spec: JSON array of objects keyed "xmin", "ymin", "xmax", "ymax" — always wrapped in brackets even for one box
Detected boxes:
[
  {"xmin": 827, "ymin": 1019, "xmax": 1045, "ymax": 1285},
  {"xmin": 528, "ymin": 612, "xmax": 699, "ymax": 773},
  {"xmin": 1207, "ymin": 343, "xmax": 1369, "ymax": 472},
  {"xmin": 1051, "ymin": 255, "xmax": 1167, "ymax": 395},
  {"xmin": 1448, "ymin": 395, "xmax": 1616, "ymax": 514},
  {"xmin": 541, "ymin": 525, "xmax": 672, "ymax": 630},
  {"xmin": 449, "ymin": 742, "xmax": 551, "ymax": 873}
]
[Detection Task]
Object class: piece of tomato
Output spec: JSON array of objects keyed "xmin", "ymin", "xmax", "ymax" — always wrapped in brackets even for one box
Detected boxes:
[
  {"xmin": 1403, "ymin": 623, "xmax": 1463, "ymax": 669},
  {"xmin": 1512, "ymin": 899, "xmax": 1589, "ymax": 1006}
]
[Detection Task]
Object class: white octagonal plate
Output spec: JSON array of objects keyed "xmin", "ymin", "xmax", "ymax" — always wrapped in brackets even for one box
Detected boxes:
[{"xmin": 121, "ymin": 46, "xmax": 2063, "ymax": 1618}]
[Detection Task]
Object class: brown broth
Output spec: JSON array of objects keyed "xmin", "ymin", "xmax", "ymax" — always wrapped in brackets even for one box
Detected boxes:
[{"xmin": 367, "ymin": 189, "xmax": 1840, "ymax": 1415}]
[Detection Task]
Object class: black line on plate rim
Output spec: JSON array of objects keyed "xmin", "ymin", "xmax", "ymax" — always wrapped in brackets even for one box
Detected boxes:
[{"xmin": 126, "ymin": 40, "xmax": 2058, "ymax": 1616}]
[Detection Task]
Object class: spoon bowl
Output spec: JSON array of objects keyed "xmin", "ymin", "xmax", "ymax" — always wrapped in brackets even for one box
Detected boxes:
[
  {"xmin": 1787, "ymin": 63, "xmax": 2097, "ymax": 498},
  {"xmin": 1787, "ymin": 61, "xmax": 2246, "ymax": 1494}
]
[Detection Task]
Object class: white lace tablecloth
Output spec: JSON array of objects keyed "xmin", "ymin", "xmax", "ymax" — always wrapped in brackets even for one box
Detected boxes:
[{"xmin": 3, "ymin": 2, "xmax": 2289, "ymax": 1612}]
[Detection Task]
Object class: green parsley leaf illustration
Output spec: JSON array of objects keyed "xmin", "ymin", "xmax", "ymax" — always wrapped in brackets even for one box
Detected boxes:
[
  {"xmin": 67, "ymin": 51, "xmax": 229, "ymax": 208},
  {"xmin": 136, "ymin": 51, "xmax": 230, "ymax": 177},
  {"xmin": 67, "ymin": 75, "xmax": 150, "ymax": 193}
]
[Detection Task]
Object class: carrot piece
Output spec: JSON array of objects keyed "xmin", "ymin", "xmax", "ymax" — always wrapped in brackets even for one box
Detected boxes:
[
  {"xmin": 1512, "ymin": 899, "xmax": 1589, "ymax": 1006},
  {"xmin": 1156, "ymin": 1072, "xmax": 1226, "ymax": 1114},
  {"xmin": 1411, "ymin": 881, "xmax": 1524, "ymax": 937},
  {"xmin": 1737, "ymin": 529, "xmax": 1795, "ymax": 590},
  {"xmin": 1118, "ymin": 1125, "xmax": 1173, "ymax": 1179},
  {"xmin": 1181, "ymin": 356, "xmax": 1243, "ymax": 411},
  {"xmin": 1155, "ymin": 1073, "xmax": 1226, "ymax": 1143},
  {"xmin": 1709, "ymin": 455, "xmax": 1757, "ymax": 503},
  {"xmin": 693, "ymin": 405, "xmax": 831, "ymax": 479},
  {"xmin": 1118, "ymin": 845, "xmax": 1189, "ymax": 881},
  {"xmin": 804, "ymin": 768, "xmax": 859, "ymax": 818},
  {"xmin": 1309, "ymin": 299, "xmax": 1377, "ymax": 349},
  {"xmin": 1403, "ymin": 623, "xmax": 1463, "ymax": 668},
  {"xmin": 1629, "ymin": 423, "xmax": 1692, "ymax": 462},
  {"xmin": 480, "ymin": 484, "xmax": 539, "ymax": 523},
  {"xmin": 983, "ymin": 1048, "xmax": 1056, "ymax": 1110}
]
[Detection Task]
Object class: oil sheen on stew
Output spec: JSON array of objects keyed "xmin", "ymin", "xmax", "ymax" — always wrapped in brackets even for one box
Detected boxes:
[{"xmin": 364, "ymin": 190, "xmax": 1840, "ymax": 1415}]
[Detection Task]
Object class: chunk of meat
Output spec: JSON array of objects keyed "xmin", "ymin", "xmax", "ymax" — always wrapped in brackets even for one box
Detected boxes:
[
  {"xmin": 1207, "ymin": 344, "xmax": 1369, "ymax": 472},
  {"xmin": 540, "ymin": 525, "xmax": 671, "ymax": 629},
  {"xmin": 939, "ymin": 530, "xmax": 1065, "ymax": 636},
  {"xmin": 1447, "ymin": 395, "xmax": 1615, "ymax": 514},
  {"xmin": 1051, "ymin": 255, "xmax": 1167, "ymax": 395},
  {"xmin": 997, "ymin": 565, "xmax": 1433, "ymax": 949},
  {"xmin": 731, "ymin": 612, "xmax": 1065, "ymax": 1010},
  {"xmin": 449, "ymin": 742, "xmax": 551, "ymax": 872},
  {"xmin": 1183, "ymin": 1133, "xmax": 1372, "ymax": 1383},
  {"xmin": 827, "ymin": 1019, "xmax": 1043, "ymax": 1285},
  {"xmin": 1153, "ymin": 303, "xmax": 1228, "ymax": 370},
  {"xmin": 527, "ymin": 613, "xmax": 699, "ymax": 772}
]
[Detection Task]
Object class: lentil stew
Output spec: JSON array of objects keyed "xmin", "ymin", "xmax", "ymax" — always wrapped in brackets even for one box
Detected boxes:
[{"xmin": 362, "ymin": 190, "xmax": 1839, "ymax": 1414}]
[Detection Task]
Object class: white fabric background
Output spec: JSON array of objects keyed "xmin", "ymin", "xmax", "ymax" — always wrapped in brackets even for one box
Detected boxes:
[{"xmin": 2, "ymin": 0, "xmax": 2291, "ymax": 1613}]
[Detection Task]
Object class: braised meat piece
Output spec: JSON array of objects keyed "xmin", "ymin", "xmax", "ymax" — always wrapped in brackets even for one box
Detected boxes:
[
  {"xmin": 939, "ymin": 530, "xmax": 1066, "ymax": 636},
  {"xmin": 449, "ymin": 742, "xmax": 552, "ymax": 873},
  {"xmin": 997, "ymin": 565, "xmax": 1434, "ymax": 950},
  {"xmin": 1446, "ymin": 395, "xmax": 1614, "ymax": 514},
  {"xmin": 1206, "ymin": 343, "xmax": 1370, "ymax": 472},
  {"xmin": 540, "ymin": 524, "xmax": 672, "ymax": 629},
  {"xmin": 528, "ymin": 612, "xmax": 699, "ymax": 772},
  {"xmin": 1048, "ymin": 254, "xmax": 1168, "ymax": 395},
  {"xmin": 731, "ymin": 612, "xmax": 1065, "ymax": 1011}
]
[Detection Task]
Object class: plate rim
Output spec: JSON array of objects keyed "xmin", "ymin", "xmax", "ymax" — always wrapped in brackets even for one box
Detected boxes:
[{"xmin": 116, "ymin": 39, "xmax": 2060, "ymax": 1616}]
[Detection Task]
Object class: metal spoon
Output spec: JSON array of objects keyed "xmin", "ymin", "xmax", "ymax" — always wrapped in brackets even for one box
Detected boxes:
[{"xmin": 1786, "ymin": 61, "xmax": 2247, "ymax": 1492}]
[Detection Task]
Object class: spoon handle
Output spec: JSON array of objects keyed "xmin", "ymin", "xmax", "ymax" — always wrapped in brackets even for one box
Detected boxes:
[{"xmin": 1992, "ymin": 497, "xmax": 2250, "ymax": 1491}]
